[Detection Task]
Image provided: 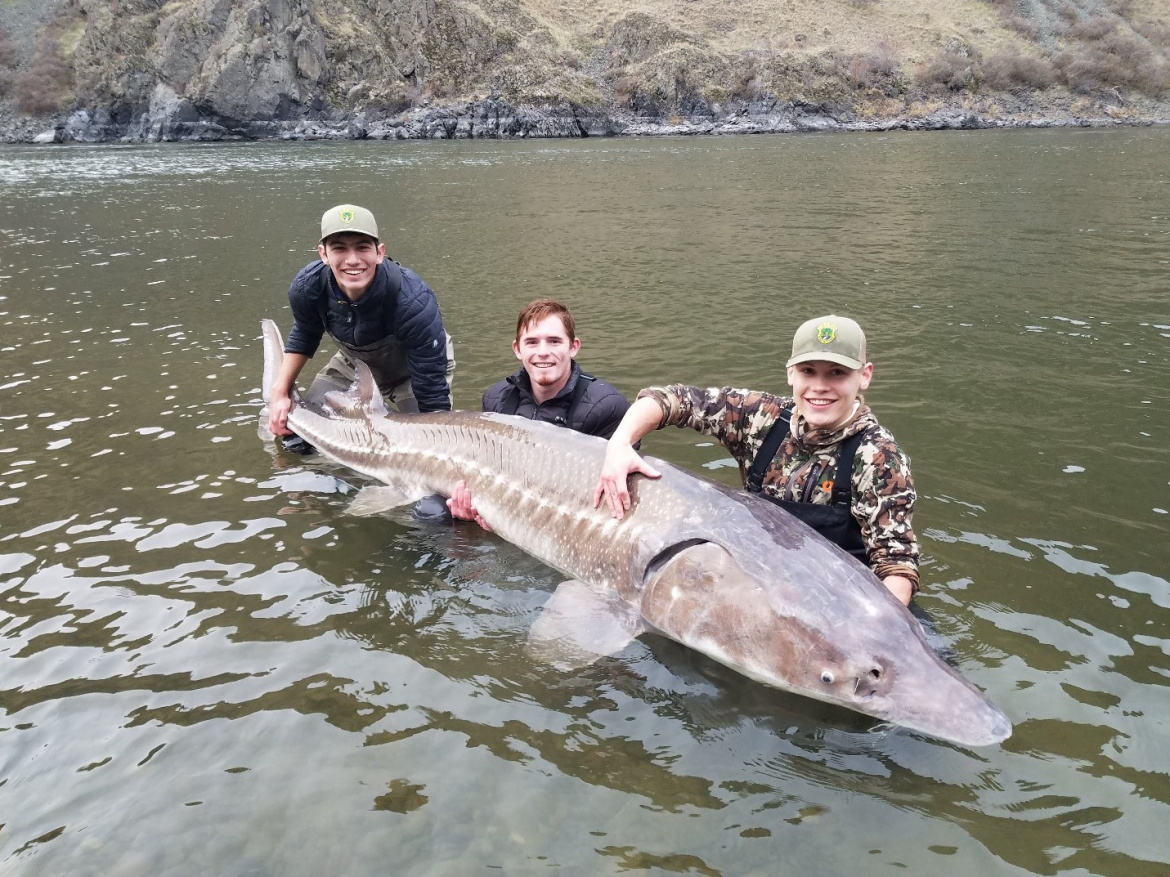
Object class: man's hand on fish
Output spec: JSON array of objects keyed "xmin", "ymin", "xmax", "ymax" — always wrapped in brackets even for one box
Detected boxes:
[
  {"xmin": 447, "ymin": 479, "xmax": 492, "ymax": 531},
  {"xmin": 267, "ymin": 394, "xmax": 294, "ymax": 436},
  {"xmin": 594, "ymin": 441, "xmax": 661, "ymax": 519}
]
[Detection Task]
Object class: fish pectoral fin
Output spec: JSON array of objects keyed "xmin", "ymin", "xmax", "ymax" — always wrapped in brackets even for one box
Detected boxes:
[
  {"xmin": 257, "ymin": 408, "xmax": 275, "ymax": 442},
  {"xmin": 526, "ymin": 579, "xmax": 646, "ymax": 671},
  {"xmin": 346, "ymin": 484, "xmax": 430, "ymax": 516}
]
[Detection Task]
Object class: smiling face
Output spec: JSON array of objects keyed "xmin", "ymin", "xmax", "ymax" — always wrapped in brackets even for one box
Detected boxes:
[
  {"xmin": 513, "ymin": 313, "xmax": 581, "ymax": 403},
  {"xmin": 318, "ymin": 233, "xmax": 385, "ymax": 300},
  {"xmin": 786, "ymin": 359, "xmax": 873, "ymax": 431}
]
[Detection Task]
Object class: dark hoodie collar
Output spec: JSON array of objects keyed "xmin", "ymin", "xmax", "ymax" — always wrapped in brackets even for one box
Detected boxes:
[
  {"xmin": 326, "ymin": 259, "xmax": 400, "ymax": 305},
  {"xmin": 507, "ymin": 360, "xmax": 582, "ymax": 404}
]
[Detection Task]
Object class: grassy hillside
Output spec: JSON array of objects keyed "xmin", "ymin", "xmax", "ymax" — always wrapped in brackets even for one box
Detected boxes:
[
  {"xmin": 0, "ymin": 0, "xmax": 1167, "ymax": 130},
  {"xmin": 463, "ymin": 0, "xmax": 1170, "ymax": 110}
]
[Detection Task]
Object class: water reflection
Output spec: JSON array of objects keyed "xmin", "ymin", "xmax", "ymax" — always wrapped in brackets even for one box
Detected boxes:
[{"xmin": 1, "ymin": 129, "xmax": 1168, "ymax": 876}]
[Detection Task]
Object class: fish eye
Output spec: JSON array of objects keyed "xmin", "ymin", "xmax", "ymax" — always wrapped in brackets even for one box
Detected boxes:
[{"xmin": 820, "ymin": 671, "xmax": 834, "ymax": 684}]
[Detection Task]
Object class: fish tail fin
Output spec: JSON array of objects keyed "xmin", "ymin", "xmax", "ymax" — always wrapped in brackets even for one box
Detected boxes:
[{"xmin": 259, "ymin": 319, "xmax": 302, "ymax": 407}]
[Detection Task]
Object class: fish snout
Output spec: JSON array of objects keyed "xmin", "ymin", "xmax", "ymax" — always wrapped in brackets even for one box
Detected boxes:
[
  {"xmin": 851, "ymin": 661, "xmax": 889, "ymax": 699},
  {"xmin": 814, "ymin": 664, "xmax": 884, "ymax": 706},
  {"xmin": 815, "ymin": 660, "xmax": 889, "ymax": 700}
]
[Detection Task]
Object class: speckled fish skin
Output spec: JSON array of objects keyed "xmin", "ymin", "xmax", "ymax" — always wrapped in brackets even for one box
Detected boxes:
[{"xmin": 260, "ymin": 320, "xmax": 1011, "ymax": 748}]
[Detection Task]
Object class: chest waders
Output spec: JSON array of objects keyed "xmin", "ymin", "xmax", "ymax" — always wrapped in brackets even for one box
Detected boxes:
[
  {"xmin": 312, "ymin": 261, "xmax": 451, "ymax": 414},
  {"xmin": 743, "ymin": 409, "xmax": 867, "ymax": 562},
  {"xmin": 331, "ymin": 261, "xmax": 410, "ymax": 391}
]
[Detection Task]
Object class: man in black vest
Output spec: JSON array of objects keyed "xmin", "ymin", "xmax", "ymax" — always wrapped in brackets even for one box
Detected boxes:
[
  {"xmin": 442, "ymin": 299, "xmax": 630, "ymax": 528},
  {"xmin": 266, "ymin": 203, "xmax": 455, "ymax": 451},
  {"xmin": 481, "ymin": 299, "xmax": 629, "ymax": 436}
]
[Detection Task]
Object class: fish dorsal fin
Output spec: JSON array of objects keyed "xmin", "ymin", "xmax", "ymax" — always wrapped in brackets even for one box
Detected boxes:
[
  {"xmin": 351, "ymin": 360, "xmax": 388, "ymax": 417},
  {"xmin": 324, "ymin": 360, "xmax": 389, "ymax": 420},
  {"xmin": 527, "ymin": 579, "xmax": 647, "ymax": 670}
]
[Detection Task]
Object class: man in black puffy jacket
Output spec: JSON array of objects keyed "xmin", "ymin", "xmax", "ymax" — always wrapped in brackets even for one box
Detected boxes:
[
  {"xmin": 266, "ymin": 203, "xmax": 455, "ymax": 448},
  {"xmin": 481, "ymin": 298, "xmax": 629, "ymax": 438},
  {"xmin": 443, "ymin": 299, "xmax": 629, "ymax": 528}
]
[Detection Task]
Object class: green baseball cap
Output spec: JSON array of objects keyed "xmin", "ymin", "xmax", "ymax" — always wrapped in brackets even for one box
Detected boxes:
[
  {"xmin": 787, "ymin": 315, "xmax": 867, "ymax": 369},
  {"xmin": 320, "ymin": 204, "xmax": 379, "ymax": 242}
]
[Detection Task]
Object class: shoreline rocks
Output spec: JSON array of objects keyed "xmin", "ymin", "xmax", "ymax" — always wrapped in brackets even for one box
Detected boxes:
[{"xmin": 6, "ymin": 94, "xmax": 1169, "ymax": 146}]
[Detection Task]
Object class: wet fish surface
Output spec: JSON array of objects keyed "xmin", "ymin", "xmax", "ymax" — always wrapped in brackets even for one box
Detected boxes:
[{"xmin": 259, "ymin": 319, "xmax": 1011, "ymax": 747}]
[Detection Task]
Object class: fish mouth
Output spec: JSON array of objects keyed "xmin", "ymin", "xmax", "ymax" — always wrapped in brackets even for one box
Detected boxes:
[{"xmin": 857, "ymin": 684, "xmax": 1013, "ymax": 747}]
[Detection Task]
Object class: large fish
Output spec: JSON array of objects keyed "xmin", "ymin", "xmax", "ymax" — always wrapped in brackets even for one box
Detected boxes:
[{"xmin": 258, "ymin": 319, "xmax": 1011, "ymax": 747}]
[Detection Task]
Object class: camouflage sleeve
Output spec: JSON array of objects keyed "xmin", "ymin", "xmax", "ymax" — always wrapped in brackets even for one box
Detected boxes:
[
  {"xmin": 852, "ymin": 428, "xmax": 920, "ymax": 591},
  {"xmin": 637, "ymin": 385, "xmax": 786, "ymax": 466}
]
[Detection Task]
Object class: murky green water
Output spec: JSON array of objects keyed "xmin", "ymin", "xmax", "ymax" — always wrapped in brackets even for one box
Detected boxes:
[{"xmin": 1, "ymin": 129, "xmax": 1167, "ymax": 876}]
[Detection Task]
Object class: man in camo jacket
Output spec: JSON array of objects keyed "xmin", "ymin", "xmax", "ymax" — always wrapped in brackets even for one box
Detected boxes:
[{"xmin": 594, "ymin": 314, "xmax": 919, "ymax": 606}]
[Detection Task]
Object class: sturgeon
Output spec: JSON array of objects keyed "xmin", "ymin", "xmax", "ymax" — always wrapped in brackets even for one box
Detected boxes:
[{"xmin": 259, "ymin": 319, "xmax": 1011, "ymax": 747}]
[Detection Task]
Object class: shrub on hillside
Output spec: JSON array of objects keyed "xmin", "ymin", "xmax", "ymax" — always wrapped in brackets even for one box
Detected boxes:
[
  {"xmin": 1055, "ymin": 2, "xmax": 1081, "ymax": 25},
  {"xmin": 1054, "ymin": 34, "xmax": 1168, "ymax": 94},
  {"xmin": 729, "ymin": 54, "xmax": 765, "ymax": 99},
  {"xmin": 1066, "ymin": 16, "xmax": 1119, "ymax": 42},
  {"xmin": 982, "ymin": 50, "xmax": 1056, "ymax": 90},
  {"xmin": 916, "ymin": 50, "xmax": 977, "ymax": 92},
  {"xmin": 848, "ymin": 43, "xmax": 902, "ymax": 93},
  {"xmin": 13, "ymin": 39, "xmax": 72, "ymax": 115},
  {"xmin": 1005, "ymin": 15, "xmax": 1041, "ymax": 40},
  {"xmin": 0, "ymin": 27, "xmax": 19, "ymax": 69},
  {"xmin": 612, "ymin": 74, "xmax": 640, "ymax": 108},
  {"xmin": 1136, "ymin": 20, "xmax": 1170, "ymax": 49}
]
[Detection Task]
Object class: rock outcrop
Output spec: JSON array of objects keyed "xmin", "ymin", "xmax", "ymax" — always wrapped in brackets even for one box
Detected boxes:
[{"xmin": 0, "ymin": 0, "xmax": 1167, "ymax": 142}]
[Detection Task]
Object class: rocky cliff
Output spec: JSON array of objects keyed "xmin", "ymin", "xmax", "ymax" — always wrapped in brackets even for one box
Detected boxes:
[{"xmin": 0, "ymin": 0, "xmax": 1167, "ymax": 142}]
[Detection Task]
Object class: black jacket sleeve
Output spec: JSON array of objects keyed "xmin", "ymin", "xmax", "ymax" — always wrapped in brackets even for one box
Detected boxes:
[
  {"xmin": 392, "ymin": 266, "xmax": 452, "ymax": 413},
  {"xmin": 284, "ymin": 261, "xmax": 329, "ymax": 357}
]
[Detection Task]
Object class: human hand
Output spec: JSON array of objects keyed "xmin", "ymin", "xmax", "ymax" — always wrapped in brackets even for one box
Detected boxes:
[
  {"xmin": 268, "ymin": 394, "xmax": 293, "ymax": 436},
  {"xmin": 447, "ymin": 480, "xmax": 492, "ymax": 531},
  {"xmin": 593, "ymin": 442, "xmax": 661, "ymax": 519}
]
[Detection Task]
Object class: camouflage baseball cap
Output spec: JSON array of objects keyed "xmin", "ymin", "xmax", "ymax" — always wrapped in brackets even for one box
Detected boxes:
[
  {"xmin": 320, "ymin": 204, "xmax": 379, "ymax": 242},
  {"xmin": 787, "ymin": 315, "xmax": 867, "ymax": 369}
]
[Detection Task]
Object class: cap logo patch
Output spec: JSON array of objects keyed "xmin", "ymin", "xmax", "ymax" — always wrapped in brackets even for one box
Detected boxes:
[
  {"xmin": 816, "ymin": 323, "xmax": 837, "ymax": 345},
  {"xmin": 339, "ymin": 208, "xmax": 355, "ymax": 223}
]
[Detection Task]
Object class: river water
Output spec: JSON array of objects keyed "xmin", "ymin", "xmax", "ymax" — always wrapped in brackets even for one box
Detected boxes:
[{"xmin": 0, "ymin": 128, "xmax": 1167, "ymax": 876}]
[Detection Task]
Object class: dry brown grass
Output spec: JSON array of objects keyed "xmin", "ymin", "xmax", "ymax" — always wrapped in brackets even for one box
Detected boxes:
[
  {"xmin": 518, "ymin": 0, "xmax": 1024, "ymax": 64},
  {"xmin": 902, "ymin": 97, "xmax": 945, "ymax": 119},
  {"xmin": 1105, "ymin": 103, "xmax": 1141, "ymax": 117},
  {"xmin": 7, "ymin": 0, "xmax": 1167, "ymax": 119},
  {"xmin": 503, "ymin": 0, "xmax": 1057, "ymax": 108}
]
